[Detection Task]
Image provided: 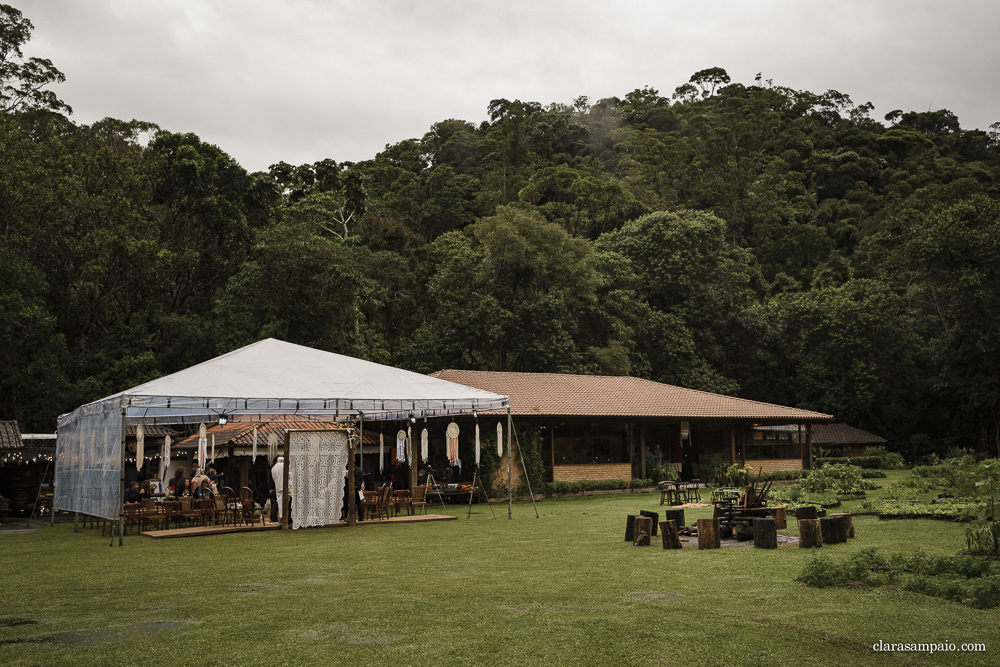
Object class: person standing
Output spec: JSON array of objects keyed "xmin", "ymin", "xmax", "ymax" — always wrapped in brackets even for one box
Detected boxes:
[{"xmin": 271, "ymin": 456, "xmax": 285, "ymax": 519}]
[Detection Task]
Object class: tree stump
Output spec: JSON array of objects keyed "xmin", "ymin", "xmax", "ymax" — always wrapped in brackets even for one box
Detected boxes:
[
  {"xmin": 697, "ymin": 518, "xmax": 721, "ymax": 549},
  {"xmin": 625, "ymin": 514, "xmax": 637, "ymax": 542},
  {"xmin": 660, "ymin": 520, "xmax": 682, "ymax": 549},
  {"xmin": 753, "ymin": 517, "xmax": 777, "ymax": 549},
  {"xmin": 633, "ymin": 516, "xmax": 653, "ymax": 546},
  {"xmin": 831, "ymin": 512, "xmax": 854, "ymax": 538},
  {"xmin": 640, "ymin": 510, "xmax": 659, "ymax": 536},
  {"xmin": 772, "ymin": 506, "xmax": 787, "ymax": 530},
  {"xmin": 663, "ymin": 508, "xmax": 685, "ymax": 529},
  {"xmin": 736, "ymin": 524, "xmax": 754, "ymax": 541},
  {"xmin": 820, "ymin": 516, "xmax": 846, "ymax": 544},
  {"xmin": 795, "ymin": 506, "xmax": 818, "ymax": 521},
  {"xmin": 799, "ymin": 518, "xmax": 822, "ymax": 548}
]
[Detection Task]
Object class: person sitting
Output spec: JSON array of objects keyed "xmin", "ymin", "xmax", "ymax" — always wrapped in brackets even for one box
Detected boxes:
[
  {"xmin": 167, "ymin": 467, "xmax": 186, "ymax": 499},
  {"xmin": 193, "ymin": 479, "xmax": 214, "ymax": 500},
  {"xmin": 174, "ymin": 478, "xmax": 191, "ymax": 498},
  {"xmin": 139, "ymin": 480, "xmax": 153, "ymax": 500},
  {"xmin": 124, "ymin": 481, "xmax": 141, "ymax": 504}
]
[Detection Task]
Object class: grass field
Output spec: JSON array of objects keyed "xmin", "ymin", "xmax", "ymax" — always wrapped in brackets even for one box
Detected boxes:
[{"xmin": 1, "ymin": 477, "xmax": 995, "ymax": 666}]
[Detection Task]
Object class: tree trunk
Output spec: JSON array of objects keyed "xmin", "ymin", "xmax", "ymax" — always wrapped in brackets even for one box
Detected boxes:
[
  {"xmin": 625, "ymin": 514, "xmax": 637, "ymax": 542},
  {"xmin": 661, "ymin": 520, "xmax": 682, "ymax": 549},
  {"xmin": 697, "ymin": 518, "xmax": 721, "ymax": 549},
  {"xmin": 663, "ymin": 508, "xmax": 685, "ymax": 530},
  {"xmin": 820, "ymin": 516, "xmax": 846, "ymax": 544},
  {"xmin": 639, "ymin": 510, "xmax": 659, "ymax": 536},
  {"xmin": 753, "ymin": 517, "xmax": 777, "ymax": 549},
  {"xmin": 799, "ymin": 518, "xmax": 822, "ymax": 548},
  {"xmin": 831, "ymin": 512, "xmax": 854, "ymax": 538},
  {"xmin": 633, "ymin": 516, "xmax": 653, "ymax": 546}
]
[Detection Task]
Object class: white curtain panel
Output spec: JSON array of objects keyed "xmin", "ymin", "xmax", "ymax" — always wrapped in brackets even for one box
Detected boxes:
[{"xmin": 288, "ymin": 430, "xmax": 348, "ymax": 529}]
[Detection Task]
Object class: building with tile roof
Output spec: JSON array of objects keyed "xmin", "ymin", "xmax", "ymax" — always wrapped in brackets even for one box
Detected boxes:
[{"xmin": 430, "ymin": 370, "xmax": 834, "ymax": 482}]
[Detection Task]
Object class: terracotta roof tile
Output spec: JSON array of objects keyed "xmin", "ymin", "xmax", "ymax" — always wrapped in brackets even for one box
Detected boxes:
[
  {"xmin": 429, "ymin": 370, "xmax": 833, "ymax": 422},
  {"xmin": 812, "ymin": 423, "xmax": 886, "ymax": 446},
  {"xmin": 0, "ymin": 421, "xmax": 22, "ymax": 450}
]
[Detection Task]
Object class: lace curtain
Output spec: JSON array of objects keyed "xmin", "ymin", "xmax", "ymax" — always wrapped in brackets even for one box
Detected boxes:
[{"xmin": 288, "ymin": 430, "xmax": 349, "ymax": 529}]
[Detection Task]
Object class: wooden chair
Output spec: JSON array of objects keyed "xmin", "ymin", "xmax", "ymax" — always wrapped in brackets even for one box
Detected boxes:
[
  {"xmin": 378, "ymin": 484, "xmax": 394, "ymax": 520},
  {"xmin": 196, "ymin": 498, "xmax": 216, "ymax": 525},
  {"xmin": 361, "ymin": 490, "xmax": 380, "ymax": 521},
  {"xmin": 122, "ymin": 503, "xmax": 142, "ymax": 534},
  {"xmin": 177, "ymin": 497, "xmax": 203, "ymax": 527},
  {"xmin": 410, "ymin": 485, "xmax": 428, "ymax": 515},
  {"xmin": 392, "ymin": 489, "xmax": 412, "ymax": 517},
  {"xmin": 213, "ymin": 495, "xmax": 232, "ymax": 526},
  {"xmin": 241, "ymin": 487, "xmax": 262, "ymax": 526},
  {"xmin": 139, "ymin": 498, "xmax": 164, "ymax": 531},
  {"xmin": 160, "ymin": 500, "xmax": 180, "ymax": 529}
]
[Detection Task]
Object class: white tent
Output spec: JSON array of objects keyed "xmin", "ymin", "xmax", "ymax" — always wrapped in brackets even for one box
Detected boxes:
[{"xmin": 54, "ymin": 338, "xmax": 509, "ymax": 520}]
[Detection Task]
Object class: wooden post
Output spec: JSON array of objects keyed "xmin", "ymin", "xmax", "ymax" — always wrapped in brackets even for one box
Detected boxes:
[
  {"xmin": 753, "ymin": 517, "xmax": 777, "ymax": 549},
  {"xmin": 633, "ymin": 516, "xmax": 653, "ymax": 546},
  {"xmin": 799, "ymin": 518, "xmax": 822, "ymax": 548},
  {"xmin": 625, "ymin": 514, "xmax": 637, "ymax": 542},
  {"xmin": 697, "ymin": 518, "xmax": 721, "ymax": 549},
  {"xmin": 281, "ymin": 432, "xmax": 290, "ymax": 530},
  {"xmin": 661, "ymin": 520, "xmax": 682, "ymax": 549}
]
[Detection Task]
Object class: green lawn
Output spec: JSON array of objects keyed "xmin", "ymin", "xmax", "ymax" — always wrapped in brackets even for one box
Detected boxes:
[{"xmin": 0, "ymin": 484, "xmax": 995, "ymax": 666}]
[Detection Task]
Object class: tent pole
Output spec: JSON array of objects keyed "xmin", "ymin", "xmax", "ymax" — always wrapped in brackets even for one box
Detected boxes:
[
  {"xmin": 507, "ymin": 408, "xmax": 512, "ymax": 520},
  {"xmin": 281, "ymin": 432, "xmax": 290, "ymax": 530},
  {"xmin": 114, "ymin": 408, "xmax": 126, "ymax": 546},
  {"xmin": 348, "ymin": 416, "xmax": 358, "ymax": 527},
  {"xmin": 511, "ymin": 419, "xmax": 539, "ymax": 518}
]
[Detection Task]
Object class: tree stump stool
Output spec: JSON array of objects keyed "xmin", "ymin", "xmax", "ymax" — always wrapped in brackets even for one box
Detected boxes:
[
  {"xmin": 772, "ymin": 506, "xmax": 787, "ymax": 530},
  {"xmin": 640, "ymin": 510, "xmax": 659, "ymax": 536},
  {"xmin": 830, "ymin": 513, "xmax": 854, "ymax": 538},
  {"xmin": 660, "ymin": 520, "xmax": 682, "ymax": 549},
  {"xmin": 633, "ymin": 516, "xmax": 653, "ymax": 546},
  {"xmin": 625, "ymin": 514, "xmax": 637, "ymax": 542},
  {"xmin": 795, "ymin": 506, "xmax": 818, "ymax": 521},
  {"xmin": 753, "ymin": 517, "xmax": 777, "ymax": 549},
  {"xmin": 697, "ymin": 518, "xmax": 721, "ymax": 549},
  {"xmin": 799, "ymin": 518, "xmax": 822, "ymax": 548},
  {"xmin": 663, "ymin": 508, "xmax": 685, "ymax": 530},
  {"xmin": 821, "ymin": 516, "xmax": 846, "ymax": 544}
]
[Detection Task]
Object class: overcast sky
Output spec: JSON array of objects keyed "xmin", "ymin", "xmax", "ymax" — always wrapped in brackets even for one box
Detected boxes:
[{"xmin": 18, "ymin": 0, "xmax": 1000, "ymax": 173}]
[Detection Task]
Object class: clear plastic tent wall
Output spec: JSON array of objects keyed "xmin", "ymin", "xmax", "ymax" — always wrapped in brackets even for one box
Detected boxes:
[{"xmin": 54, "ymin": 405, "xmax": 123, "ymax": 520}]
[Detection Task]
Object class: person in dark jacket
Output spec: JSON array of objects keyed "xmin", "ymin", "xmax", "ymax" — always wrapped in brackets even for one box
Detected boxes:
[{"xmin": 124, "ymin": 481, "xmax": 141, "ymax": 504}]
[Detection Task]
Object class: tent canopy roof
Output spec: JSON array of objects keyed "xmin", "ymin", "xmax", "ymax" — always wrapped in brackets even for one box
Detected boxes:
[{"xmin": 58, "ymin": 339, "xmax": 509, "ymax": 427}]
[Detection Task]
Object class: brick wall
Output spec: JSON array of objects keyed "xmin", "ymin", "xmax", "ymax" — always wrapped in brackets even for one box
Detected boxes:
[
  {"xmin": 750, "ymin": 459, "xmax": 803, "ymax": 474},
  {"xmin": 553, "ymin": 463, "xmax": 632, "ymax": 482}
]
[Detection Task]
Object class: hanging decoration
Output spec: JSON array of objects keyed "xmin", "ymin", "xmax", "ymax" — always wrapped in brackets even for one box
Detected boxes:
[
  {"xmin": 379, "ymin": 432, "xmax": 385, "ymax": 473},
  {"xmin": 135, "ymin": 424, "xmax": 145, "ymax": 471},
  {"xmin": 211, "ymin": 433, "xmax": 216, "ymax": 463},
  {"xmin": 396, "ymin": 429, "xmax": 406, "ymax": 463},
  {"xmin": 267, "ymin": 431, "xmax": 278, "ymax": 461},
  {"xmin": 197, "ymin": 423, "xmax": 207, "ymax": 470},
  {"xmin": 421, "ymin": 428, "xmax": 429, "ymax": 463},
  {"xmin": 446, "ymin": 422, "xmax": 460, "ymax": 465},
  {"xmin": 497, "ymin": 421, "xmax": 504, "ymax": 457},
  {"xmin": 407, "ymin": 425, "xmax": 412, "ymax": 464},
  {"xmin": 475, "ymin": 423, "xmax": 481, "ymax": 466},
  {"xmin": 163, "ymin": 434, "xmax": 171, "ymax": 472},
  {"xmin": 252, "ymin": 426, "xmax": 258, "ymax": 461}
]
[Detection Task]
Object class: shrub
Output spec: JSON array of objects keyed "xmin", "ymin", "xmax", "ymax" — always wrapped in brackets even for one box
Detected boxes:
[{"xmin": 816, "ymin": 456, "xmax": 881, "ymax": 469}]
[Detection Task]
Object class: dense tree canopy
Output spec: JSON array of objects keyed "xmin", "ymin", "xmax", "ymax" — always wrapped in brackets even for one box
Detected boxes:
[{"xmin": 2, "ymin": 4, "xmax": 1000, "ymax": 458}]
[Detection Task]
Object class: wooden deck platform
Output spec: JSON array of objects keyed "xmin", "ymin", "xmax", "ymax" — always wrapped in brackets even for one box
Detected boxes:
[{"xmin": 140, "ymin": 513, "xmax": 457, "ymax": 539}]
